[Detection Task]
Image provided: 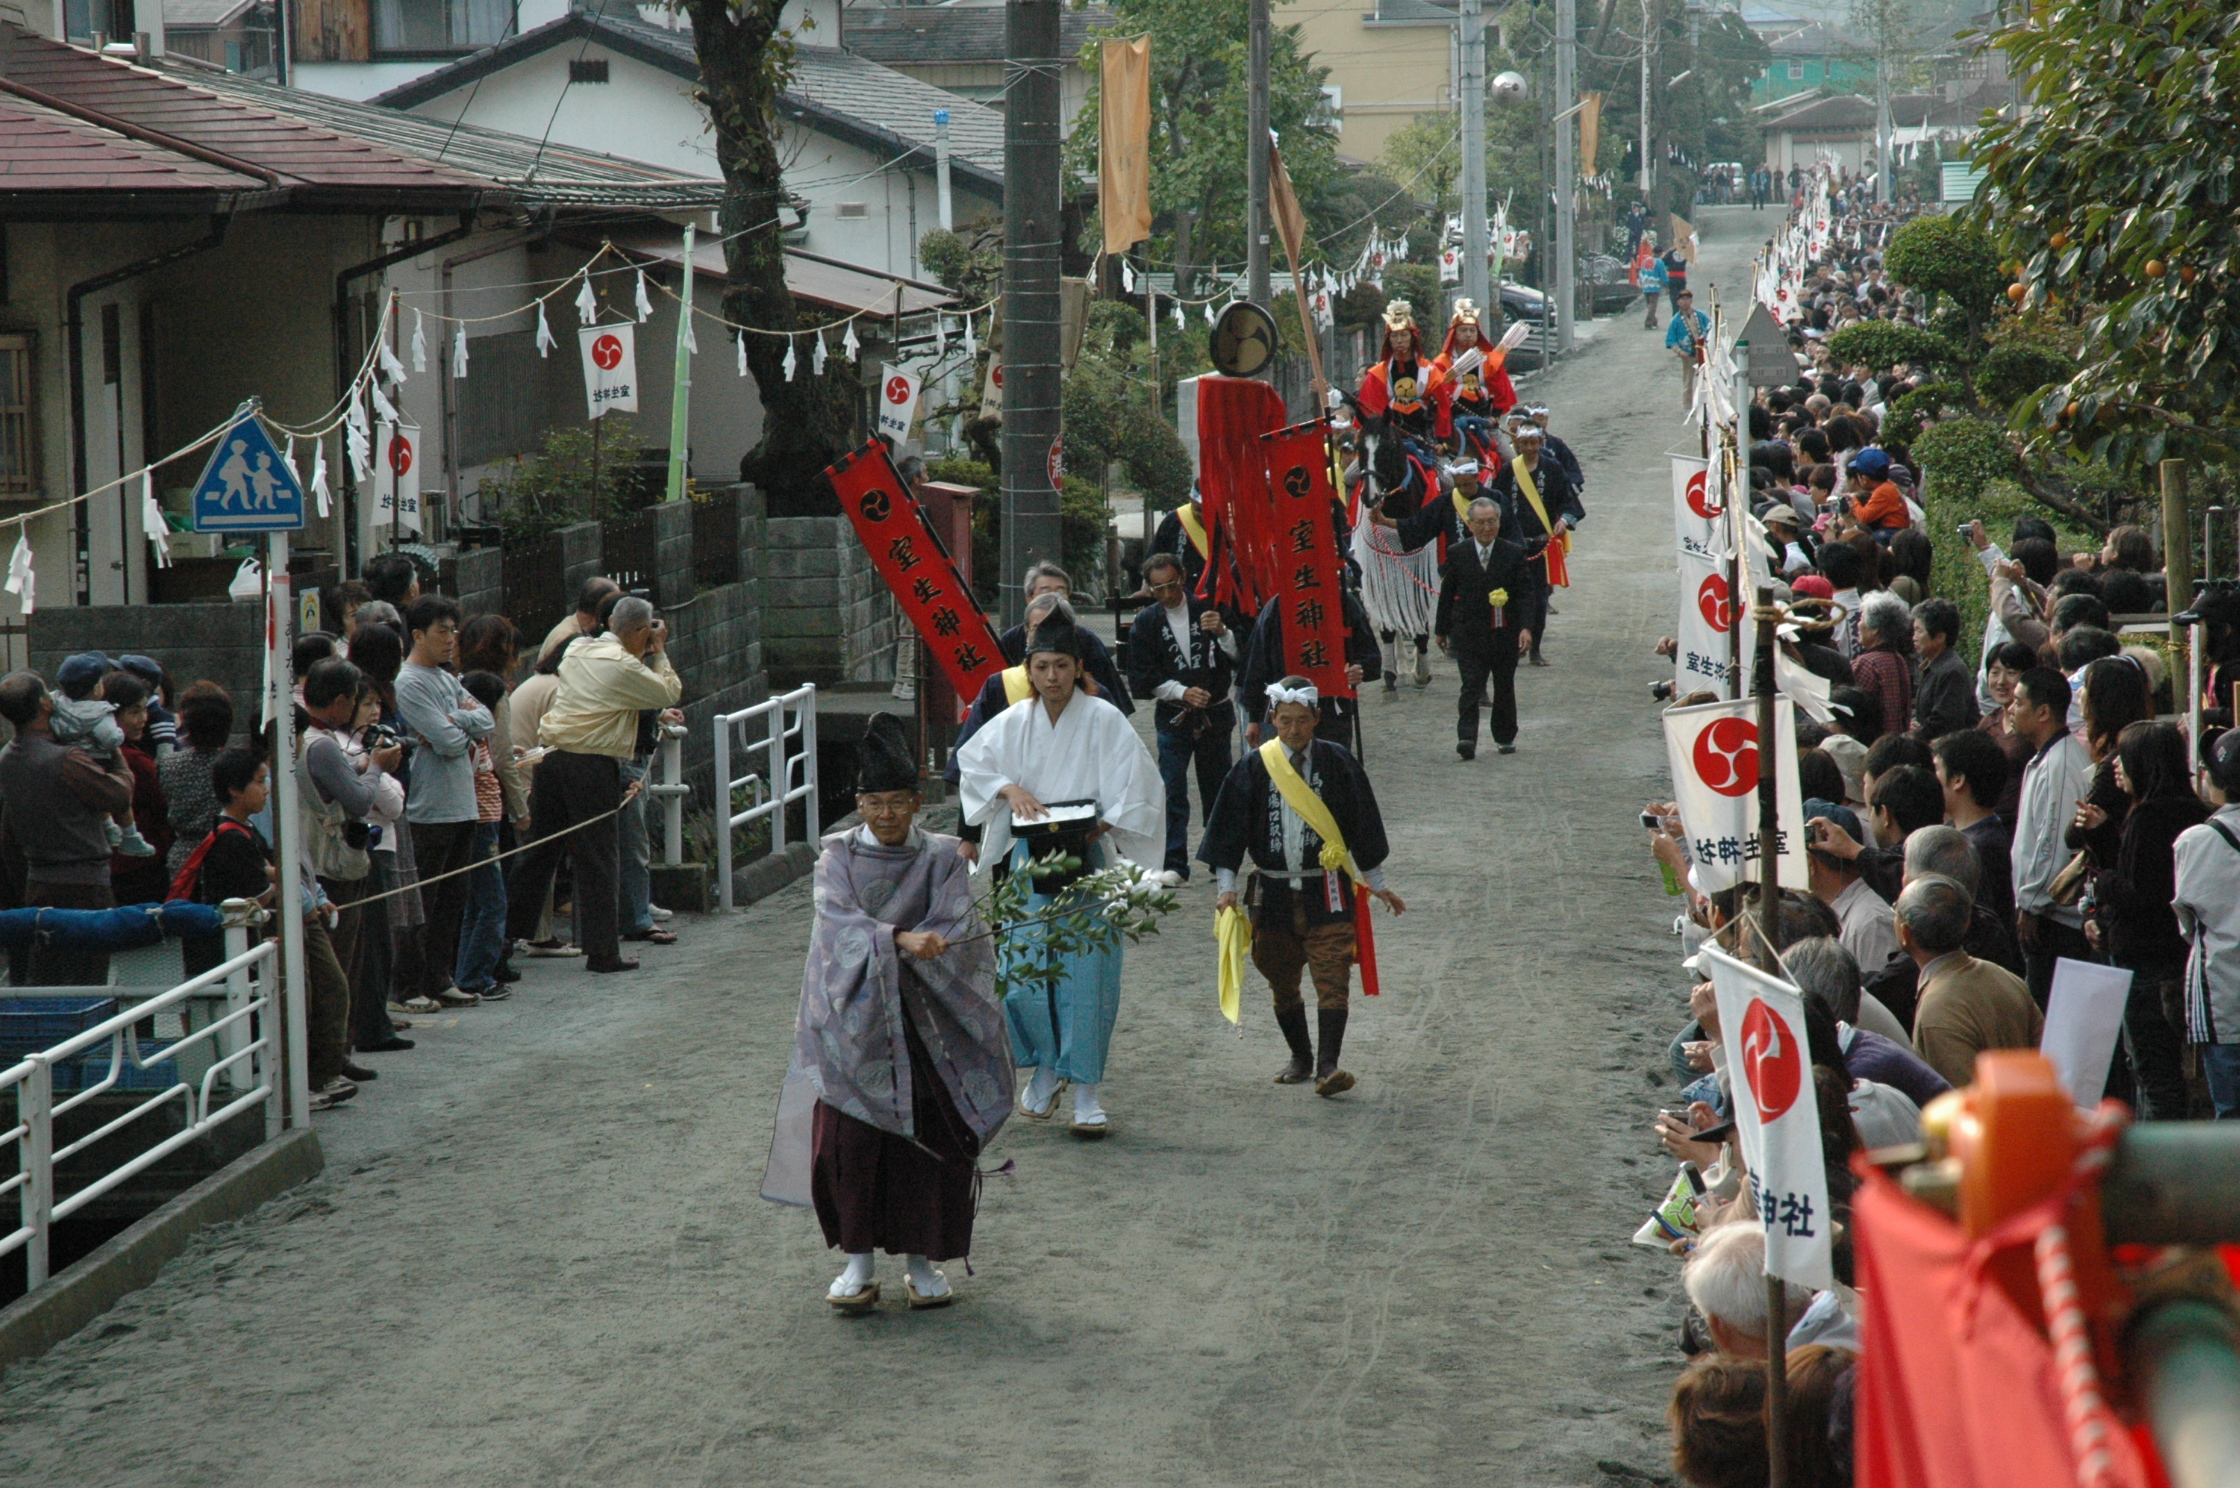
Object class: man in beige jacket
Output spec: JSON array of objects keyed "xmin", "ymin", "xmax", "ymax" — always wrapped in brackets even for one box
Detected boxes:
[
  {"xmin": 505, "ymin": 596, "xmax": 681, "ymax": 972},
  {"xmin": 1901, "ymin": 873, "xmax": 2043, "ymax": 1088}
]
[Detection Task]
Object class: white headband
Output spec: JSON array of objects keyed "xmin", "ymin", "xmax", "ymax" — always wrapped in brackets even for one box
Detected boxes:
[{"xmin": 1266, "ymin": 682, "xmax": 1320, "ymax": 709}]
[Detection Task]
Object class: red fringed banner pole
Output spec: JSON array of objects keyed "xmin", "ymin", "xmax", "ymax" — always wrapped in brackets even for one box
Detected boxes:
[
  {"xmin": 825, "ymin": 440, "xmax": 1006, "ymax": 702},
  {"xmin": 1257, "ymin": 416, "xmax": 1355, "ymax": 701}
]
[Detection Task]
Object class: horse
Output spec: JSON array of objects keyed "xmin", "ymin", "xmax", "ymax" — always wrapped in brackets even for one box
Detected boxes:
[{"xmin": 1340, "ymin": 394, "xmax": 1442, "ymax": 690}]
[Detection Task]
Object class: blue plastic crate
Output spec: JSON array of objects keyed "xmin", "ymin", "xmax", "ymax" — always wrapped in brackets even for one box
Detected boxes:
[
  {"xmin": 0, "ymin": 997, "xmax": 120, "ymax": 1064},
  {"xmin": 55, "ymin": 1036, "xmax": 183, "ymax": 1093}
]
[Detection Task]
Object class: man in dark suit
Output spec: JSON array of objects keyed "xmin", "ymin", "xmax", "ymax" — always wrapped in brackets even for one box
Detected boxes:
[
  {"xmin": 1435, "ymin": 497, "xmax": 1539, "ymax": 759},
  {"xmin": 1486, "ymin": 423, "xmax": 1584, "ymax": 667},
  {"xmin": 1127, "ymin": 552, "xmax": 1238, "ymax": 884}
]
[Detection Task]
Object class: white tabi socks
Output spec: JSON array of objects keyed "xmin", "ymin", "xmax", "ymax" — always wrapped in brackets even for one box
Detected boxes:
[
  {"xmin": 1023, "ymin": 1065, "xmax": 1061, "ymax": 1115},
  {"xmin": 1071, "ymin": 1082, "xmax": 1107, "ymax": 1128},
  {"xmin": 906, "ymin": 1255, "xmax": 951, "ymax": 1299},
  {"xmin": 829, "ymin": 1251, "xmax": 874, "ymax": 1298}
]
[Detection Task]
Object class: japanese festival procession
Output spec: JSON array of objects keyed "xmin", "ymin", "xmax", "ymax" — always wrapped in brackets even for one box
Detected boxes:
[{"xmin": 3, "ymin": 2, "xmax": 2240, "ymax": 1486}]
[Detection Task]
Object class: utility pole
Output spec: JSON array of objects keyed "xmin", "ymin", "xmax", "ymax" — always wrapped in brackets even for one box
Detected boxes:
[
  {"xmin": 1553, "ymin": 0, "xmax": 1575, "ymax": 351},
  {"xmin": 1000, "ymin": 0, "xmax": 1063, "ymax": 627},
  {"xmin": 1247, "ymin": 0, "xmax": 1272, "ymax": 309},
  {"xmin": 1638, "ymin": 0, "xmax": 1654, "ymax": 208},
  {"xmin": 1458, "ymin": 0, "xmax": 1490, "ymax": 319},
  {"xmin": 1874, "ymin": 49, "xmax": 1892, "ymax": 204}
]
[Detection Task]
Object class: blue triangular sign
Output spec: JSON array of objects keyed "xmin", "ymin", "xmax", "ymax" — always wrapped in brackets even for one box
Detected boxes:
[{"xmin": 191, "ymin": 411, "xmax": 305, "ymax": 533}]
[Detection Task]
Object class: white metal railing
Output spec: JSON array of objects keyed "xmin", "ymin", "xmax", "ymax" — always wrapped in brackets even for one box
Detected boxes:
[
  {"xmin": 2, "ymin": 902, "xmax": 281, "ymax": 1291},
  {"xmin": 714, "ymin": 683, "xmax": 819, "ymax": 911},
  {"xmin": 649, "ymin": 719, "xmax": 690, "ymax": 866}
]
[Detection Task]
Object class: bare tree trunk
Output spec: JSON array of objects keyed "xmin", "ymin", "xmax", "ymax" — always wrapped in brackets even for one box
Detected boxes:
[
  {"xmin": 684, "ymin": 0, "xmax": 858, "ymax": 500},
  {"xmin": 1170, "ymin": 206, "xmax": 1197, "ymax": 303}
]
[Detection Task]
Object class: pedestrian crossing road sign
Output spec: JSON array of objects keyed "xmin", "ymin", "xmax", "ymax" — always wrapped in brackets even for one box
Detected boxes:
[{"xmin": 191, "ymin": 412, "xmax": 304, "ymax": 532}]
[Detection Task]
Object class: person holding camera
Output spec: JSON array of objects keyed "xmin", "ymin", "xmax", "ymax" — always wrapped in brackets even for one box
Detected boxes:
[
  {"xmin": 300, "ymin": 659, "xmax": 410, "ymax": 1053},
  {"xmin": 506, "ymin": 596, "xmax": 682, "ymax": 974},
  {"xmin": 1127, "ymin": 551, "xmax": 1237, "ymax": 886}
]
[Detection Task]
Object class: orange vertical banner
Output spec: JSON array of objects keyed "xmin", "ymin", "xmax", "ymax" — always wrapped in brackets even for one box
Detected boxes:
[{"xmin": 1099, "ymin": 36, "xmax": 1153, "ymax": 255}]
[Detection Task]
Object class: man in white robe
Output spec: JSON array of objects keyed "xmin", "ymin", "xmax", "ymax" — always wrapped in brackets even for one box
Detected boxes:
[{"xmin": 957, "ymin": 620, "xmax": 1163, "ymax": 1137}]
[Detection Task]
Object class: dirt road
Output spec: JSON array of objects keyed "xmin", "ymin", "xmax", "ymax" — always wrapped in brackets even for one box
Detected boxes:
[{"xmin": 0, "ymin": 207, "xmax": 1774, "ymax": 1488}]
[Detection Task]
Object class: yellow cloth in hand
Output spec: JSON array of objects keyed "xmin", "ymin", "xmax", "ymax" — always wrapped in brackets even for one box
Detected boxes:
[{"xmin": 1215, "ymin": 903, "xmax": 1252, "ymax": 1025}]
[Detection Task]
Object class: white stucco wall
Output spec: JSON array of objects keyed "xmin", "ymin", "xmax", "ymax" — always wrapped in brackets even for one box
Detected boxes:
[{"xmin": 395, "ymin": 44, "xmax": 996, "ymax": 272}]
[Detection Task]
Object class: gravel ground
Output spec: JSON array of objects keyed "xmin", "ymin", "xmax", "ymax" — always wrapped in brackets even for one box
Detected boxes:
[{"xmin": 0, "ymin": 208, "xmax": 1771, "ymax": 1488}]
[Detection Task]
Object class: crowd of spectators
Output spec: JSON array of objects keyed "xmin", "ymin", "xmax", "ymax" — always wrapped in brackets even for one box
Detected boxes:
[
  {"xmin": 0, "ymin": 556, "xmax": 687, "ymax": 1111},
  {"xmin": 1633, "ymin": 186, "xmax": 2240, "ymax": 1485}
]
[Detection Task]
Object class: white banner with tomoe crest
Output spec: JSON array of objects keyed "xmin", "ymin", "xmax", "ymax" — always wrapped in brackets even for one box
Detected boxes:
[{"xmin": 1701, "ymin": 943, "xmax": 1833, "ymax": 1290}]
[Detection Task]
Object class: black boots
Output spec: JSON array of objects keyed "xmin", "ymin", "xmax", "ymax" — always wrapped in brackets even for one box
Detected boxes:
[
  {"xmin": 1273, "ymin": 1005, "xmax": 1314, "ymax": 1083},
  {"xmin": 1314, "ymin": 1009, "xmax": 1355, "ymax": 1097}
]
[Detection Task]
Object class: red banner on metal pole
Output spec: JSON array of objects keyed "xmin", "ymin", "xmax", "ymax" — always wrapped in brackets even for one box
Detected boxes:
[
  {"xmin": 825, "ymin": 440, "xmax": 1006, "ymax": 702},
  {"xmin": 1257, "ymin": 417, "xmax": 1354, "ymax": 701}
]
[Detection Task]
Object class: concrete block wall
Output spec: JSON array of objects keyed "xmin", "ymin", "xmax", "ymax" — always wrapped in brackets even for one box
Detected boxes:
[
  {"xmin": 452, "ymin": 547, "xmax": 504, "ymax": 618},
  {"xmin": 558, "ymin": 521, "xmax": 603, "ymax": 607},
  {"xmin": 652, "ymin": 501, "xmax": 695, "ymax": 611},
  {"xmin": 31, "ymin": 603, "xmax": 264, "ymax": 715},
  {"xmin": 664, "ymin": 569, "xmax": 769, "ymax": 815},
  {"xmin": 762, "ymin": 516, "xmax": 897, "ymax": 686}
]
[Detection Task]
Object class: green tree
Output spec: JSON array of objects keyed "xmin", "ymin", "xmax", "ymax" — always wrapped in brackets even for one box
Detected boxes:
[
  {"xmin": 1970, "ymin": 2, "xmax": 2240, "ymax": 471},
  {"xmin": 1067, "ymin": 0, "xmax": 1339, "ymax": 295}
]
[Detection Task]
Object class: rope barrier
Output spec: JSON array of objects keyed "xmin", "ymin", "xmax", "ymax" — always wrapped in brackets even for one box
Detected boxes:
[{"xmin": 339, "ymin": 789, "xmax": 637, "ymax": 913}]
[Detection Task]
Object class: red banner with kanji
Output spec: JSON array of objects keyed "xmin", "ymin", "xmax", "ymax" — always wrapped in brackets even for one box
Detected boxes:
[
  {"xmin": 1195, "ymin": 375, "xmax": 1290, "ymax": 615},
  {"xmin": 825, "ymin": 440, "xmax": 1006, "ymax": 701},
  {"xmin": 1257, "ymin": 418, "xmax": 1353, "ymax": 700}
]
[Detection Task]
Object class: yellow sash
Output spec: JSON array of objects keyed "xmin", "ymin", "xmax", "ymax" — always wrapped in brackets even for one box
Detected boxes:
[
  {"xmin": 1176, "ymin": 503, "xmax": 1210, "ymax": 560},
  {"xmin": 1258, "ymin": 740, "xmax": 1360, "ymax": 882},
  {"xmin": 1451, "ymin": 486, "xmax": 1472, "ymax": 525},
  {"xmin": 1512, "ymin": 458, "xmax": 1554, "ymax": 537},
  {"xmin": 1215, "ymin": 904, "xmax": 1251, "ymax": 1025},
  {"xmin": 1512, "ymin": 458, "xmax": 1573, "ymax": 585},
  {"xmin": 1001, "ymin": 665, "xmax": 1032, "ymax": 705}
]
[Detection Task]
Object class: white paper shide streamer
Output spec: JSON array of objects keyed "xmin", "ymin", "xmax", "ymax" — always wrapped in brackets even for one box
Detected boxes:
[
  {"xmin": 309, "ymin": 437, "xmax": 331, "ymax": 518},
  {"xmin": 344, "ymin": 392, "xmax": 372, "ymax": 482},
  {"xmin": 635, "ymin": 271, "xmax": 654, "ymax": 323},
  {"xmin": 811, "ymin": 332, "xmax": 827, "ymax": 377},
  {"xmin": 5, "ymin": 533, "xmax": 33, "ymax": 615},
  {"xmin": 576, "ymin": 272, "xmax": 599, "ymax": 326},
  {"xmin": 453, "ymin": 326, "xmax": 470, "ymax": 379},
  {"xmin": 411, "ymin": 309, "xmax": 428, "ymax": 373},
  {"xmin": 737, "ymin": 332, "xmax": 748, "ymax": 377},
  {"xmin": 782, "ymin": 337, "xmax": 798, "ymax": 382},
  {"xmin": 841, "ymin": 321, "xmax": 860, "ymax": 360},
  {"xmin": 536, "ymin": 301, "xmax": 557, "ymax": 359},
  {"xmin": 140, "ymin": 469, "xmax": 171, "ymax": 568}
]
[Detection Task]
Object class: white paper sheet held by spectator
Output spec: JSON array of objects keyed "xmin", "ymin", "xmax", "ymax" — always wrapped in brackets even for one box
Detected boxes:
[{"xmin": 2041, "ymin": 957, "xmax": 2133, "ymax": 1106}]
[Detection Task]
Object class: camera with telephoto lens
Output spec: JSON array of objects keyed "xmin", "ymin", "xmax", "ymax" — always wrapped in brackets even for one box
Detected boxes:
[{"xmin": 363, "ymin": 723, "xmax": 412, "ymax": 766}]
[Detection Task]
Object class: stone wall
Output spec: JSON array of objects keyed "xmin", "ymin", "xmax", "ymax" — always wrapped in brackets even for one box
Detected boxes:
[{"xmin": 761, "ymin": 516, "xmax": 897, "ymax": 687}]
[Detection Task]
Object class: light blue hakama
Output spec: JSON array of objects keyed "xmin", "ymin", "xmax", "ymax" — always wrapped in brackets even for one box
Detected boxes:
[{"xmin": 998, "ymin": 840, "xmax": 1124, "ymax": 1084}]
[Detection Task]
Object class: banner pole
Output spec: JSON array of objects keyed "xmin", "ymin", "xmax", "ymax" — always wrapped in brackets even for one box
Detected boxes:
[{"xmin": 1754, "ymin": 584, "xmax": 1788, "ymax": 1485}]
